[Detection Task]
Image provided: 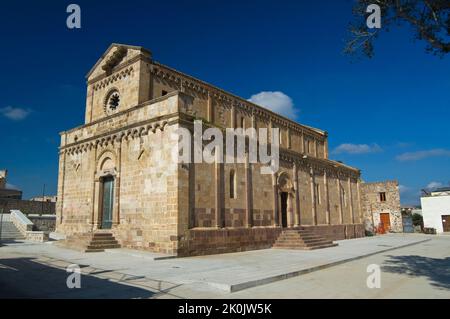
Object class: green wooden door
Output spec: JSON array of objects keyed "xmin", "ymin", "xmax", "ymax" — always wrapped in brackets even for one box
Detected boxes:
[{"xmin": 101, "ymin": 176, "xmax": 114, "ymax": 229}]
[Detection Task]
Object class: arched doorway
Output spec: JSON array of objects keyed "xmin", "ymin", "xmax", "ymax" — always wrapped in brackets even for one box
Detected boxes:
[
  {"xmin": 95, "ymin": 153, "xmax": 117, "ymax": 230},
  {"xmin": 280, "ymin": 192, "xmax": 288, "ymax": 227},
  {"xmin": 277, "ymin": 172, "xmax": 294, "ymax": 228},
  {"xmin": 100, "ymin": 175, "xmax": 115, "ymax": 229}
]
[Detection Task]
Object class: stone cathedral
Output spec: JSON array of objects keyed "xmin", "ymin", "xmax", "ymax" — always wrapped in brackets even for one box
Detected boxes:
[{"xmin": 56, "ymin": 44, "xmax": 365, "ymax": 256}]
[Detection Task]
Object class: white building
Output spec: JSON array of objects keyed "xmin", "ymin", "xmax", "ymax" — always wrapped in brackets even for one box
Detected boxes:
[{"xmin": 421, "ymin": 187, "xmax": 450, "ymax": 233}]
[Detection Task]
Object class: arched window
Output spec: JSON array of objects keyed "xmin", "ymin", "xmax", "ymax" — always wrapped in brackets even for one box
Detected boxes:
[{"xmin": 230, "ymin": 169, "xmax": 236, "ymax": 199}]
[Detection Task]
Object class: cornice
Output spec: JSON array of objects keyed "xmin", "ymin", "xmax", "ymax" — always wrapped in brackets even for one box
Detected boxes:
[
  {"xmin": 151, "ymin": 62, "xmax": 326, "ymax": 140},
  {"xmin": 87, "ymin": 53, "xmax": 150, "ymax": 85},
  {"xmin": 279, "ymin": 148, "xmax": 360, "ymax": 178},
  {"xmin": 60, "ymin": 113, "xmax": 179, "ymax": 154}
]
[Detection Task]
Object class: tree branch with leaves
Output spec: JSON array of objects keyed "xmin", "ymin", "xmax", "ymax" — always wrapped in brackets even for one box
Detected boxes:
[{"xmin": 345, "ymin": 0, "xmax": 450, "ymax": 58}]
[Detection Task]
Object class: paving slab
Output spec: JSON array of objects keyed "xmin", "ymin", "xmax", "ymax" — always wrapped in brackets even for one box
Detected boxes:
[
  {"xmin": 104, "ymin": 248, "xmax": 176, "ymax": 260},
  {"xmin": 0, "ymin": 234, "xmax": 431, "ymax": 294},
  {"xmin": 156, "ymin": 234, "xmax": 431, "ymax": 292}
]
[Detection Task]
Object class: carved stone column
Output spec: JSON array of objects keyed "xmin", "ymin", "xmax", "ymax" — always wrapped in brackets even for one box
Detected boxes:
[
  {"xmin": 310, "ymin": 167, "xmax": 317, "ymax": 225},
  {"xmin": 188, "ymin": 133, "xmax": 196, "ymax": 229},
  {"xmin": 357, "ymin": 179, "xmax": 362, "ymax": 223},
  {"xmin": 214, "ymin": 151, "xmax": 224, "ymax": 228},
  {"xmin": 207, "ymin": 92, "xmax": 213, "ymax": 123},
  {"xmin": 337, "ymin": 177, "xmax": 344, "ymax": 224},
  {"xmin": 348, "ymin": 177, "xmax": 354, "ymax": 224},
  {"xmin": 93, "ymin": 178, "xmax": 101, "ymax": 230},
  {"xmin": 300, "ymin": 130, "xmax": 305, "ymax": 153},
  {"xmin": 272, "ymin": 173, "xmax": 279, "ymax": 226},
  {"xmin": 91, "ymin": 144, "xmax": 98, "ymax": 230},
  {"xmin": 324, "ymin": 170, "xmax": 331, "ymax": 225},
  {"xmin": 245, "ymin": 152, "xmax": 253, "ymax": 227},
  {"xmin": 293, "ymin": 163, "xmax": 300, "ymax": 226},
  {"xmin": 113, "ymin": 140, "xmax": 122, "ymax": 226},
  {"xmin": 57, "ymin": 150, "xmax": 67, "ymax": 225}
]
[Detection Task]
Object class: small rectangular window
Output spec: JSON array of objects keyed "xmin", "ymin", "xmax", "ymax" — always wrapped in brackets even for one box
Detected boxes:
[
  {"xmin": 380, "ymin": 192, "xmax": 386, "ymax": 202},
  {"xmin": 230, "ymin": 170, "xmax": 236, "ymax": 199}
]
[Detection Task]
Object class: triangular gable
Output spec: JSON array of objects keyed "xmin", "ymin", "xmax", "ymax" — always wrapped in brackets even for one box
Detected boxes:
[{"xmin": 86, "ymin": 43, "xmax": 152, "ymax": 80}]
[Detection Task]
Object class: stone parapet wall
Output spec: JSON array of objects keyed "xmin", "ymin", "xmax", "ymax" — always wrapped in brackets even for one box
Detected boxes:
[
  {"xmin": 25, "ymin": 231, "xmax": 49, "ymax": 242},
  {"xmin": 0, "ymin": 199, "xmax": 55, "ymax": 215},
  {"xmin": 28, "ymin": 215, "xmax": 56, "ymax": 232},
  {"xmin": 178, "ymin": 224, "xmax": 364, "ymax": 256},
  {"xmin": 179, "ymin": 227, "xmax": 283, "ymax": 256},
  {"xmin": 302, "ymin": 224, "xmax": 365, "ymax": 241}
]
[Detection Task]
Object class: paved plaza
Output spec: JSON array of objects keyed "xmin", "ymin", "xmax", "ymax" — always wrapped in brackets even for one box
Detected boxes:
[{"xmin": 0, "ymin": 234, "xmax": 449, "ymax": 298}]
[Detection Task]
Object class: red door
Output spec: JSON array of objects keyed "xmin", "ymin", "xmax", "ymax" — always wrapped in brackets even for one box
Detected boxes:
[
  {"xmin": 442, "ymin": 215, "xmax": 450, "ymax": 232},
  {"xmin": 380, "ymin": 213, "xmax": 391, "ymax": 232}
]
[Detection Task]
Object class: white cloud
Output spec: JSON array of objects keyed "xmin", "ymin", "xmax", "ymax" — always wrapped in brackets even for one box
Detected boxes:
[
  {"xmin": 332, "ymin": 143, "xmax": 382, "ymax": 155},
  {"xmin": 0, "ymin": 106, "xmax": 31, "ymax": 121},
  {"xmin": 248, "ymin": 91, "xmax": 297, "ymax": 119},
  {"xmin": 398, "ymin": 184, "xmax": 410, "ymax": 194},
  {"xmin": 396, "ymin": 149, "xmax": 450, "ymax": 161},
  {"xmin": 426, "ymin": 181, "xmax": 443, "ymax": 190}
]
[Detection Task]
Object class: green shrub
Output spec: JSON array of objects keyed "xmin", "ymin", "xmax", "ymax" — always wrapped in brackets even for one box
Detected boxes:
[{"xmin": 412, "ymin": 213, "xmax": 423, "ymax": 227}]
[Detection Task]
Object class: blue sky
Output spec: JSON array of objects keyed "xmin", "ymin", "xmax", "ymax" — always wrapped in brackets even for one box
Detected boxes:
[{"xmin": 0, "ymin": 0, "xmax": 449, "ymax": 205}]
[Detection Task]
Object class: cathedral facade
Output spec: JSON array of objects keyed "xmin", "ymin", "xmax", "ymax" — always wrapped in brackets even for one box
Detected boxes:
[{"xmin": 56, "ymin": 44, "xmax": 365, "ymax": 256}]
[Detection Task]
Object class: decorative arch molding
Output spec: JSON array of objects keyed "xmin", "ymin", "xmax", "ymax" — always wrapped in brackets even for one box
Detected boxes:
[
  {"xmin": 277, "ymin": 171, "xmax": 294, "ymax": 194},
  {"xmin": 96, "ymin": 149, "xmax": 118, "ymax": 178},
  {"xmin": 62, "ymin": 119, "xmax": 170, "ymax": 155},
  {"xmin": 92, "ymin": 66, "xmax": 134, "ymax": 91}
]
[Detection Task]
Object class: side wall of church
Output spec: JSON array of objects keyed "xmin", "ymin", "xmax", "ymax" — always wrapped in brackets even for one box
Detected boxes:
[{"xmin": 149, "ymin": 63, "xmax": 329, "ymax": 162}]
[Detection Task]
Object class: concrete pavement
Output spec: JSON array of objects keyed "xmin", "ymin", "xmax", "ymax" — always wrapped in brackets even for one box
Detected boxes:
[{"xmin": 0, "ymin": 234, "xmax": 448, "ymax": 298}]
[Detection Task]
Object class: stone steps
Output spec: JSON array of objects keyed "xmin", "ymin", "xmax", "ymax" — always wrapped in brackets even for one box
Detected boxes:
[
  {"xmin": 0, "ymin": 221, "xmax": 25, "ymax": 240},
  {"xmin": 56, "ymin": 232, "xmax": 121, "ymax": 252},
  {"xmin": 273, "ymin": 229, "xmax": 337, "ymax": 250}
]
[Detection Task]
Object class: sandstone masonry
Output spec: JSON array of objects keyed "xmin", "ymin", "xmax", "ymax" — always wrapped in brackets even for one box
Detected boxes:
[
  {"xmin": 361, "ymin": 180, "xmax": 402, "ymax": 233},
  {"xmin": 56, "ymin": 44, "xmax": 365, "ymax": 256}
]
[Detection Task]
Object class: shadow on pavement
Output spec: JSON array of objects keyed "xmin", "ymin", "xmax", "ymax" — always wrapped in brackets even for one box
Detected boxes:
[
  {"xmin": 382, "ymin": 255, "xmax": 450, "ymax": 290},
  {"xmin": 0, "ymin": 257, "xmax": 155, "ymax": 298}
]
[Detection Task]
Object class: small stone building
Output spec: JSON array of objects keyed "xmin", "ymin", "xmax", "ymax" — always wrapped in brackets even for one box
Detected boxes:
[
  {"xmin": 0, "ymin": 170, "xmax": 22, "ymax": 200},
  {"xmin": 56, "ymin": 44, "xmax": 366, "ymax": 256},
  {"xmin": 0, "ymin": 169, "xmax": 55, "ymax": 214},
  {"xmin": 361, "ymin": 180, "xmax": 402, "ymax": 233}
]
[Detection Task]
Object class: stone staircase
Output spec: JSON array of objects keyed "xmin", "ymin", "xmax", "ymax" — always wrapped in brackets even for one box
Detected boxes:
[
  {"xmin": 56, "ymin": 232, "xmax": 121, "ymax": 252},
  {"xmin": 273, "ymin": 228, "xmax": 338, "ymax": 250},
  {"xmin": 0, "ymin": 216, "xmax": 25, "ymax": 241}
]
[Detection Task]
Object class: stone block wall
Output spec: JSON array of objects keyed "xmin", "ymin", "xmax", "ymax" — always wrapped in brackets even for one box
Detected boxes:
[
  {"xmin": 0, "ymin": 199, "xmax": 55, "ymax": 215},
  {"xmin": 302, "ymin": 224, "xmax": 365, "ymax": 241},
  {"xmin": 28, "ymin": 215, "xmax": 56, "ymax": 232},
  {"xmin": 55, "ymin": 43, "xmax": 367, "ymax": 256},
  {"xmin": 179, "ymin": 228, "xmax": 283, "ymax": 256},
  {"xmin": 361, "ymin": 180, "xmax": 402, "ymax": 232}
]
